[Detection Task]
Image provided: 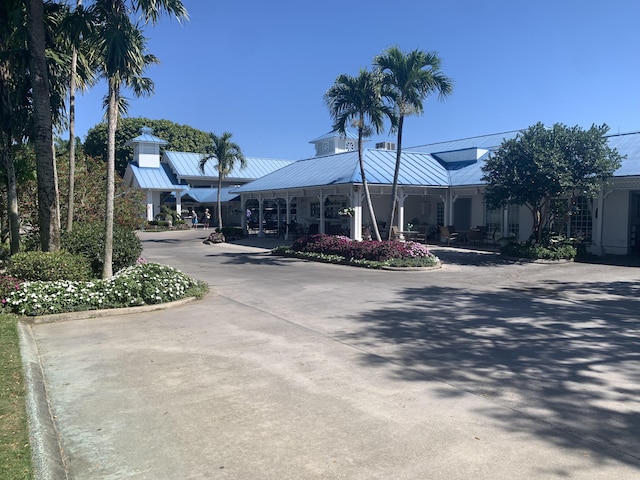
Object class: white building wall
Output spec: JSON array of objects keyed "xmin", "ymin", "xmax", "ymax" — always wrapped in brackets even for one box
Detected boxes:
[{"xmin": 601, "ymin": 190, "xmax": 630, "ymax": 255}]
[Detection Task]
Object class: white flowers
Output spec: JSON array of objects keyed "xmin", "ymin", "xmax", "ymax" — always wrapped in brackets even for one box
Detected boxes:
[{"xmin": 3, "ymin": 262, "xmax": 204, "ymax": 316}]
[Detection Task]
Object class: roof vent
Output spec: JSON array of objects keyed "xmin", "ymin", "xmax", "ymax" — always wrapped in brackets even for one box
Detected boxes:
[{"xmin": 375, "ymin": 142, "xmax": 396, "ymax": 150}]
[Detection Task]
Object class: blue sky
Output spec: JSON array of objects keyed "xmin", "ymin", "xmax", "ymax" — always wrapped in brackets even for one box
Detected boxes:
[{"xmin": 72, "ymin": 0, "xmax": 640, "ymax": 160}]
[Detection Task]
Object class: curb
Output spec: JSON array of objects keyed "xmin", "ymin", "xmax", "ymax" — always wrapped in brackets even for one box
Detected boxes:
[
  {"xmin": 20, "ymin": 296, "xmax": 199, "ymax": 325},
  {"xmin": 18, "ymin": 322, "xmax": 69, "ymax": 480}
]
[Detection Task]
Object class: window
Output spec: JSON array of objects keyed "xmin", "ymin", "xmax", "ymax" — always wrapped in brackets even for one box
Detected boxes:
[
  {"xmin": 436, "ymin": 202, "xmax": 444, "ymax": 226},
  {"xmin": 570, "ymin": 196, "xmax": 592, "ymax": 241}
]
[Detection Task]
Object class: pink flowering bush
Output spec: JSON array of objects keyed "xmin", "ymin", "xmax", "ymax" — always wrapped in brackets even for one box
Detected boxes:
[
  {"xmin": 0, "ymin": 274, "xmax": 22, "ymax": 305},
  {"xmin": 288, "ymin": 234, "xmax": 438, "ymax": 267}
]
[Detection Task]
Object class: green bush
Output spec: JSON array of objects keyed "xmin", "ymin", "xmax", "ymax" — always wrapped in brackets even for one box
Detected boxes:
[
  {"xmin": 61, "ymin": 223, "xmax": 142, "ymax": 276},
  {"xmin": 7, "ymin": 251, "xmax": 92, "ymax": 281},
  {"xmin": 500, "ymin": 241, "xmax": 577, "ymax": 260}
]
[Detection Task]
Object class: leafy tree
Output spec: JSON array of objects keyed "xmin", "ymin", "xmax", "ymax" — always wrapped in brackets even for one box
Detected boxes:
[
  {"xmin": 199, "ymin": 132, "xmax": 246, "ymax": 230},
  {"xmin": 84, "ymin": 117, "xmax": 211, "ymax": 175},
  {"xmin": 374, "ymin": 46, "xmax": 453, "ymax": 239},
  {"xmin": 481, "ymin": 122, "xmax": 623, "ymax": 243},
  {"xmin": 325, "ymin": 69, "xmax": 396, "ymax": 241}
]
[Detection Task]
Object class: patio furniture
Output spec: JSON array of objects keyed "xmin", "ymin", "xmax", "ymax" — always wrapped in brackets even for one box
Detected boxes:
[
  {"xmin": 440, "ymin": 226, "xmax": 458, "ymax": 245},
  {"xmin": 468, "ymin": 228, "xmax": 484, "ymax": 247}
]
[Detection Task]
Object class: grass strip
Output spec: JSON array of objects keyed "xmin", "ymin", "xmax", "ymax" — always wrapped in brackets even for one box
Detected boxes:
[{"xmin": 0, "ymin": 313, "xmax": 33, "ymax": 479}]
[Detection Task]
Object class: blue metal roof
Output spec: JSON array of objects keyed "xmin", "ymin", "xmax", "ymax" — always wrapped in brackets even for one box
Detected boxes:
[
  {"xmin": 407, "ymin": 130, "xmax": 522, "ymax": 154},
  {"xmin": 607, "ymin": 131, "xmax": 640, "ymax": 177},
  {"xmin": 125, "ymin": 126, "xmax": 168, "ymax": 146},
  {"xmin": 233, "ymin": 149, "xmax": 449, "ymax": 193},
  {"xmin": 162, "ymin": 151, "xmax": 293, "ymax": 180},
  {"xmin": 166, "ymin": 187, "xmax": 240, "ymax": 203},
  {"xmin": 128, "ymin": 163, "xmax": 185, "ymax": 190}
]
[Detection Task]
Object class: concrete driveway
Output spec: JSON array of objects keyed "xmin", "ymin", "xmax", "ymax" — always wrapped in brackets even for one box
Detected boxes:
[{"xmin": 22, "ymin": 230, "xmax": 640, "ymax": 479}]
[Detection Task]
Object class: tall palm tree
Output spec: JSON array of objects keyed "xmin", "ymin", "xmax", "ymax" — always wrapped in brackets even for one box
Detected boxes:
[
  {"xmin": 374, "ymin": 47, "xmax": 453, "ymax": 239},
  {"xmin": 1, "ymin": 0, "xmax": 30, "ymax": 254},
  {"xmin": 199, "ymin": 132, "xmax": 246, "ymax": 230},
  {"xmin": 26, "ymin": 0, "xmax": 61, "ymax": 251},
  {"xmin": 325, "ymin": 69, "xmax": 396, "ymax": 241},
  {"xmin": 89, "ymin": 0, "xmax": 187, "ymax": 278}
]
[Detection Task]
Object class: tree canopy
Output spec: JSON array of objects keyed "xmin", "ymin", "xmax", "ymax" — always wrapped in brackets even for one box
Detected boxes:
[
  {"xmin": 481, "ymin": 122, "xmax": 623, "ymax": 243},
  {"xmin": 84, "ymin": 117, "xmax": 211, "ymax": 175}
]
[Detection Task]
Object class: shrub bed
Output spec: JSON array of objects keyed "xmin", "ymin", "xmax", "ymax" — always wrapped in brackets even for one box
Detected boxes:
[
  {"xmin": 2, "ymin": 262, "xmax": 208, "ymax": 316},
  {"xmin": 277, "ymin": 234, "xmax": 440, "ymax": 268},
  {"xmin": 61, "ymin": 223, "xmax": 142, "ymax": 277},
  {"xmin": 7, "ymin": 251, "xmax": 92, "ymax": 281},
  {"xmin": 500, "ymin": 241, "xmax": 577, "ymax": 260}
]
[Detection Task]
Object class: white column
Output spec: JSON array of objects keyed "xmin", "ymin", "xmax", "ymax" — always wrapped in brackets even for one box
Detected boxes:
[
  {"xmin": 591, "ymin": 185, "xmax": 606, "ymax": 256},
  {"xmin": 319, "ymin": 193, "xmax": 325, "ymax": 234},
  {"xmin": 397, "ymin": 189, "xmax": 408, "ymax": 231},
  {"xmin": 175, "ymin": 190, "xmax": 182, "ymax": 220},
  {"xmin": 258, "ymin": 197, "xmax": 265, "ymax": 237},
  {"xmin": 240, "ymin": 197, "xmax": 247, "ymax": 232},
  {"xmin": 146, "ymin": 190, "xmax": 154, "ymax": 221},
  {"xmin": 285, "ymin": 195, "xmax": 292, "ymax": 240},
  {"xmin": 352, "ymin": 187, "xmax": 363, "ymax": 241}
]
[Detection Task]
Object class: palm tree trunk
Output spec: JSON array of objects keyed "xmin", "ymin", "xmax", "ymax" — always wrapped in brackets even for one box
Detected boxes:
[
  {"xmin": 102, "ymin": 80, "xmax": 118, "ymax": 279},
  {"xmin": 0, "ymin": 59, "xmax": 21, "ymax": 254},
  {"xmin": 26, "ymin": 0, "xmax": 60, "ymax": 251},
  {"xmin": 67, "ymin": 46, "xmax": 78, "ymax": 232},
  {"xmin": 217, "ymin": 173, "xmax": 223, "ymax": 229},
  {"xmin": 357, "ymin": 125, "xmax": 381, "ymax": 241},
  {"xmin": 387, "ymin": 114, "xmax": 404, "ymax": 240}
]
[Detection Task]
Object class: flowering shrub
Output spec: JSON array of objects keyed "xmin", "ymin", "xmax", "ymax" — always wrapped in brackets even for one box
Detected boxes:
[
  {"xmin": 288, "ymin": 234, "xmax": 439, "ymax": 267},
  {"xmin": 0, "ymin": 274, "xmax": 22, "ymax": 304},
  {"xmin": 3, "ymin": 262, "xmax": 208, "ymax": 316}
]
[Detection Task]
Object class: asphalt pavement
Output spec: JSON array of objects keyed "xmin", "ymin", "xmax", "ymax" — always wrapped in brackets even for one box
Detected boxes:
[{"xmin": 20, "ymin": 229, "xmax": 640, "ymax": 479}]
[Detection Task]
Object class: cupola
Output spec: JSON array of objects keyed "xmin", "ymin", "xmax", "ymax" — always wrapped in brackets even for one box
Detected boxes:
[
  {"xmin": 309, "ymin": 130, "xmax": 359, "ymax": 157},
  {"xmin": 125, "ymin": 126, "xmax": 168, "ymax": 168}
]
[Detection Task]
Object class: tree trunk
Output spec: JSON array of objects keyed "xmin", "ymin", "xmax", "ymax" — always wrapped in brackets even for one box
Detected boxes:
[
  {"xmin": 26, "ymin": 0, "xmax": 60, "ymax": 251},
  {"xmin": 387, "ymin": 114, "xmax": 404, "ymax": 240},
  {"xmin": 0, "ymin": 58, "xmax": 21, "ymax": 254},
  {"xmin": 217, "ymin": 170, "xmax": 223, "ymax": 229},
  {"xmin": 67, "ymin": 45, "xmax": 78, "ymax": 232},
  {"xmin": 357, "ymin": 124, "xmax": 380, "ymax": 241},
  {"xmin": 102, "ymin": 81, "xmax": 117, "ymax": 279}
]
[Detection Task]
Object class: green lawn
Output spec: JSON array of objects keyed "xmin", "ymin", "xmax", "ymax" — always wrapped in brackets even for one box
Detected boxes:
[{"xmin": 0, "ymin": 313, "xmax": 33, "ymax": 479}]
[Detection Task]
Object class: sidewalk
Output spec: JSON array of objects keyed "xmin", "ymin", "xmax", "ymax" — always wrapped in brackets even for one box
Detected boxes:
[{"xmin": 21, "ymin": 231, "xmax": 640, "ymax": 479}]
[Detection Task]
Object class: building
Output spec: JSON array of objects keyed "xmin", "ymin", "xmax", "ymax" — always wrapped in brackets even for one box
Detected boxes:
[
  {"xmin": 123, "ymin": 127, "xmax": 640, "ymax": 256},
  {"xmin": 233, "ymin": 130, "xmax": 640, "ymax": 256},
  {"xmin": 122, "ymin": 127, "xmax": 293, "ymax": 224}
]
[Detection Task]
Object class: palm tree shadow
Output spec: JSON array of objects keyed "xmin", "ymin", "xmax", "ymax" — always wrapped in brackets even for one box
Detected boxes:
[{"xmin": 339, "ymin": 281, "xmax": 640, "ymax": 466}]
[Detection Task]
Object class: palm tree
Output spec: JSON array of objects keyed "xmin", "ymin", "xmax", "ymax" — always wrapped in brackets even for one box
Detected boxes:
[
  {"xmin": 199, "ymin": 132, "xmax": 246, "ymax": 230},
  {"xmin": 374, "ymin": 47, "xmax": 453, "ymax": 239},
  {"xmin": 325, "ymin": 69, "xmax": 396, "ymax": 241},
  {"xmin": 26, "ymin": 0, "xmax": 61, "ymax": 251},
  {"xmin": 1, "ymin": 0, "xmax": 30, "ymax": 254},
  {"xmin": 89, "ymin": 0, "xmax": 187, "ymax": 278}
]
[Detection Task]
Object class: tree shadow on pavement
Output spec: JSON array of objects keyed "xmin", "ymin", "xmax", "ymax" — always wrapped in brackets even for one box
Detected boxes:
[{"xmin": 339, "ymin": 280, "xmax": 640, "ymax": 467}]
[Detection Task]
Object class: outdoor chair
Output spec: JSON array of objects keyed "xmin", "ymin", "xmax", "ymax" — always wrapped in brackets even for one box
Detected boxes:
[
  {"xmin": 468, "ymin": 228, "xmax": 484, "ymax": 247},
  {"xmin": 440, "ymin": 226, "xmax": 458, "ymax": 245},
  {"xmin": 409, "ymin": 225, "xmax": 428, "ymax": 243}
]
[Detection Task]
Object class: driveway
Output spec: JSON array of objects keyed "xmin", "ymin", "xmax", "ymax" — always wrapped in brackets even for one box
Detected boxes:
[{"xmin": 22, "ymin": 230, "xmax": 640, "ymax": 479}]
